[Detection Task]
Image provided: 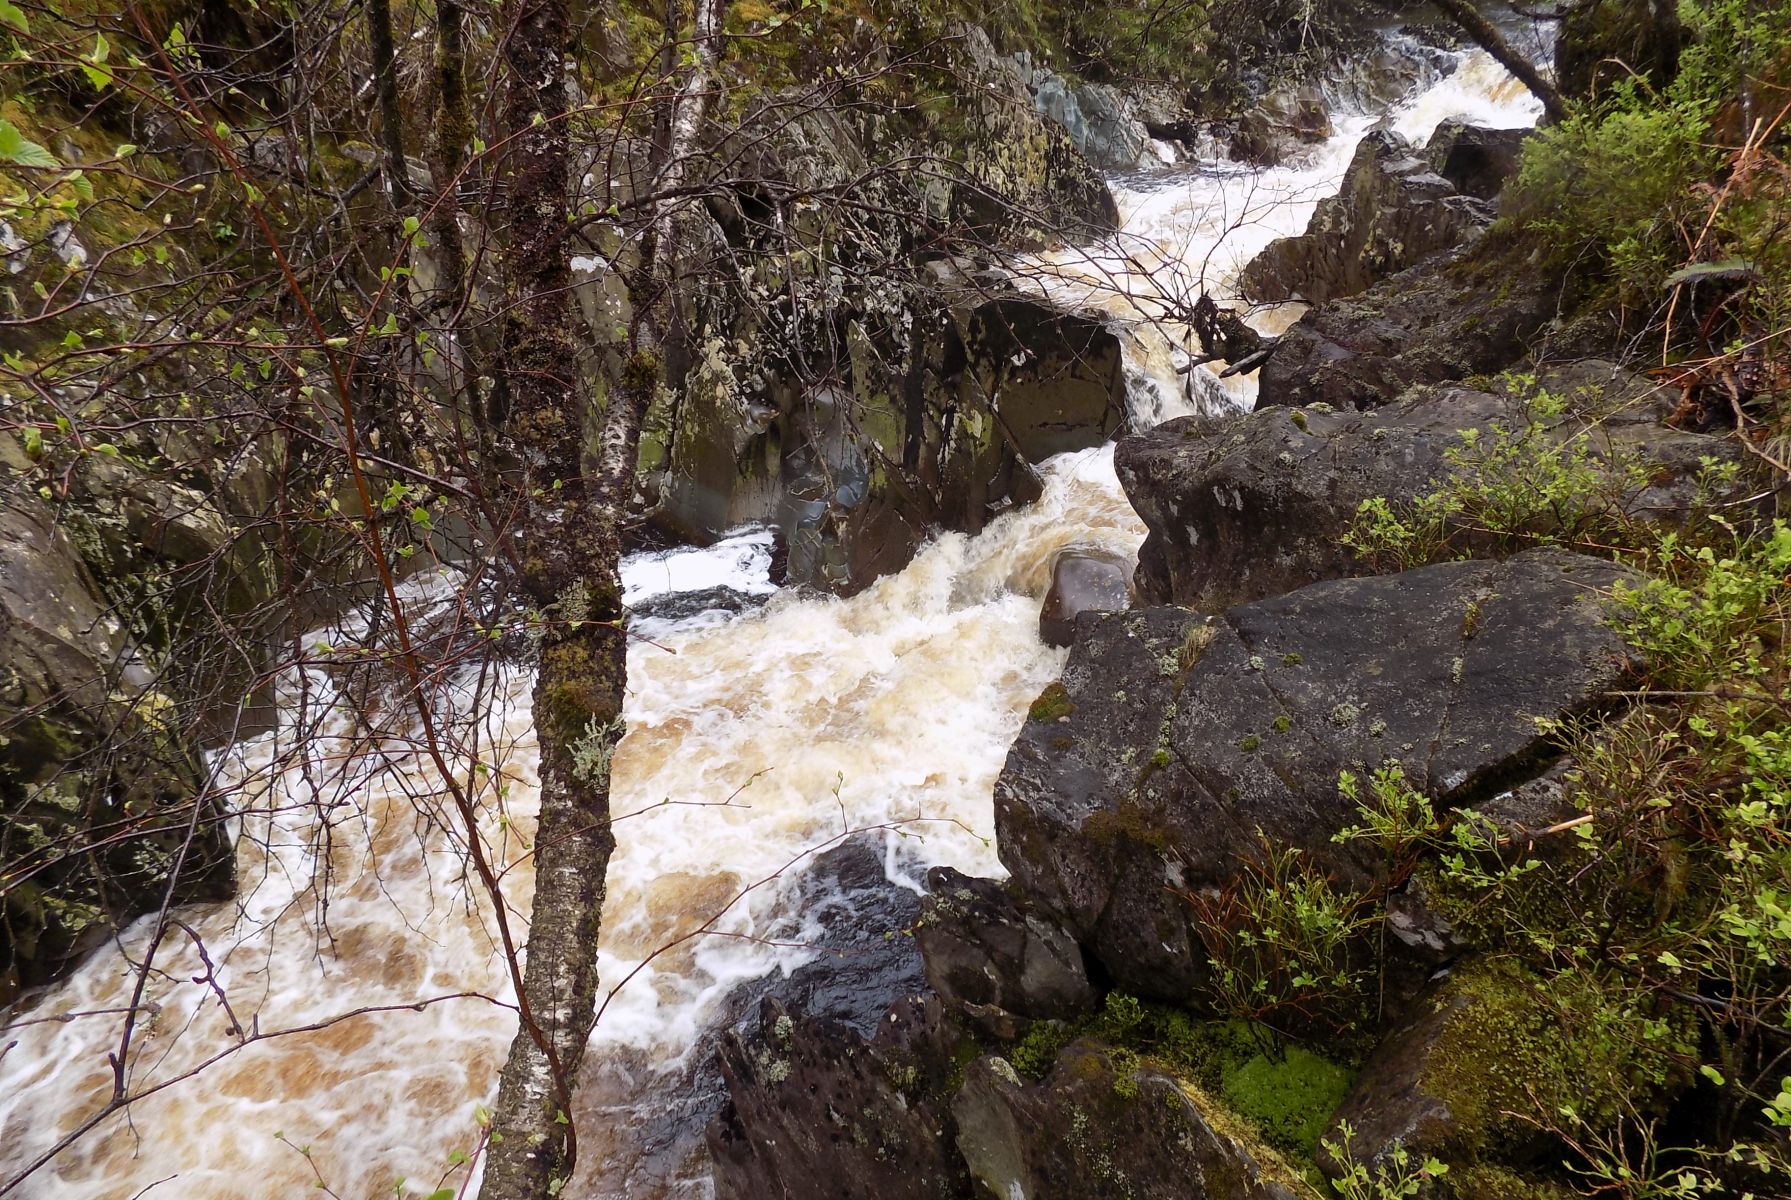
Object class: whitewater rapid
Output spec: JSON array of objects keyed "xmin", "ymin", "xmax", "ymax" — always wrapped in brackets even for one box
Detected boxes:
[{"xmin": 0, "ymin": 47, "xmax": 1540, "ymax": 1200}]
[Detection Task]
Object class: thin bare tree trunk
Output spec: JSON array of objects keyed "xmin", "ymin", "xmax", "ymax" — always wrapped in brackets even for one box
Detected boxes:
[
  {"xmin": 1431, "ymin": 0, "xmax": 1569, "ymax": 122},
  {"xmin": 477, "ymin": 2, "xmax": 723, "ymax": 1198},
  {"xmin": 478, "ymin": 0, "xmax": 619, "ymax": 1195},
  {"xmin": 426, "ymin": 0, "xmax": 486, "ymax": 425},
  {"xmin": 367, "ymin": 0, "xmax": 412, "ymax": 206}
]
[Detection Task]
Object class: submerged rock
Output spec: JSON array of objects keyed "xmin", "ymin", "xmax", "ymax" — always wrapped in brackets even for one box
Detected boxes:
[
  {"xmin": 1117, "ymin": 368, "xmax": 1762, "ymax": 610},
  {"xmin": 1239, "ymin": 129, "xmax": 1491, "ymax": 306},
  {"xmin": 993, "ymin": 551, "xmax": 1639, "ymax": 1000},
  {"xmin": 1038, "ymin": 548, "xmax": 1133, "ymax": 648},
  {"xmin": 954, "ymin": 1040, "xmax": 1304, "ymax": 1199},
  {"xmin": 915, "ymin": 866, "xmax": 1095, "ymax": 1039}
]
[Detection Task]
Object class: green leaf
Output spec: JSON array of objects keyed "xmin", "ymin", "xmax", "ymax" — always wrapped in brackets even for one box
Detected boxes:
[
  {"xmin": 423, "ymin": 1191, "xmax": 456, "ymax": 1200},
  {"xmin": 0, "ymin": 0, "xmax": 27, "ymax": 33},
  {"xmin": 0, "ymin": 118, "xmax": 59, "ymax": 168},
  {"xmin": 1662, "ymin": 258, "xmax": 1758, "ymax": 290},
  {"xmin": 81, "ymin": 33, "xmax": 115, "ymax": 90}
]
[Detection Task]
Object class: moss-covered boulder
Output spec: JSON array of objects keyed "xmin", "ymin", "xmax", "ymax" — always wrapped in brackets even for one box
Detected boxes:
[
  {"xmin": 993, "ymin": 551, "xmax": 1640, "ymax": 1002},
  {"xmin": 953, "ymin": 1039, "xmax": 1306, "ymax": 1199},
  {"xmin": 1317, "ymin": 958, "xmax": 1693, "ymax": 1176}
]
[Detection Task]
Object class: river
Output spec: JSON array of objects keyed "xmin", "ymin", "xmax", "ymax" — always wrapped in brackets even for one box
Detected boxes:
[{"xmin": 0, "ymin": 44, "xmax": 1539, "ymax": 1200}]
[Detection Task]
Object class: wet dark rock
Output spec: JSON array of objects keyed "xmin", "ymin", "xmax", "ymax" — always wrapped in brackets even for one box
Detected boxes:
[
  {"xmin": 708, "ymin": 994, "xmax": 973, "ymax": 1200},
  {"xmin": 1424, "ymin": 121, "xmax": 1530, "ymax": 203},
  {"xmin": 993, "ymin": 551, "xmax": 1640, "ymax": 1001},
  {"xmin": 1228, "ymin": 84, "xmax": 1332, "ymax": 166},
  {"xmin": 1239, "ymin": 129, "xmax": 1491, "ymax": 306},
  {"xmin": 599, "ymin": 837, "xmax": 927, "ymax": 1195},
  {"xmin": 628, "ymin": 585, "xmax": 770, "ymax": 627},
  {"xmin": 953, "ymin": 1040, "xmax": 1304, "ymax": 1200},
  {"xmin": 915, "ymin": 866, "xmax": 1095, "ymax": 1039},
  {"xmin": 1256, "ymin": 235, "xmax": 1563, "ymax": 411},
  {"xmin": 1117, "ymin": 369, "xmax": 1761, "ymax": 610},
  {"xmin": 1039, "ymin": 548, "xmax": 1133, "ymax": 648}
]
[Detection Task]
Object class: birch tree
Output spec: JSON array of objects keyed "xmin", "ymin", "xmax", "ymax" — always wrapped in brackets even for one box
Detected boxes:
[{"xmin": 478, "ymin": 1, "xmax": 725, "ymax": 1196}]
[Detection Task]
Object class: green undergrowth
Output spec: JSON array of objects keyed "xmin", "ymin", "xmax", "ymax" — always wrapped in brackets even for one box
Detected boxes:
[{"xmin": 1009, "ymin": 993, "xmax": 1356, "ymax": 1162}]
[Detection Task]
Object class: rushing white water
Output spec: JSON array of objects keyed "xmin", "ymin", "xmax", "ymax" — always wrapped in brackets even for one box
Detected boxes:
[{"xmin": 0, "ymin": 44, "xmax": 1540, "ymax": 1200}]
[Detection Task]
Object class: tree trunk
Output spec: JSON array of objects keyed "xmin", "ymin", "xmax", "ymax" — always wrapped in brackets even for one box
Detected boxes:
[
  {"xmin": 367, "ymin": 0, "xmax": 412, "ymax": 206},
  {"xmin": 477, "ymin": 3, "xmax": 723, "ymax": 1195},
  {"xmin": 425, "ymin": 0, "xmax": 486, "ymax": 426},
  {"xmin": 1431, "ymin": 0, "xmax": 1570, "ymax": 123},
  {"xmin": 477, "ymin": 0, "xmax": 623, "ymax": 1196}
]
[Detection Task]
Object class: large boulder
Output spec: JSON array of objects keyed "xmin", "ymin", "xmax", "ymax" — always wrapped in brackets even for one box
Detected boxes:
[
  {"xmin": 1238, "ymin": 129, "xmax": 1491, "ymax": 306},
  {"xmin": 1317, "ymin": 959, "xmax": 1691, "ymax": 1176},
  {"xmin": 953, "ymin": 1040, "xmax": 1305, "ymax": 1200},
  {"xmin": 707, "ymin": 994, "xmax": 974, "ymax": 1200},
  {"xmin": 1116, "ymin": 367, "xmax": 1762, "ymax": 610},
  {"xmin": 1423, "ymin": 121, "xmax": 1531, "ymax": 203},
  {"xmin": 1256, "ymin": 234, "xmax": 1564, "ymax": 411},
  {"xmin": 915, "ymin": 866, "xmax": 1096, "ymax": 1039},
  {"xmin": 993, "ymin": 550, "xmax": 1639, "ymax": 1001},
  {"xmin": 1228, "ymin": 84, "xmax": 1332, "ymax": 167}
]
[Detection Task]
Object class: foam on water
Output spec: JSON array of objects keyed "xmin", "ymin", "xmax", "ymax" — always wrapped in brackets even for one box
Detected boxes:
[{"xmin": 0, "ymin": 43, "xmax": 1541, "ymax": 1200}]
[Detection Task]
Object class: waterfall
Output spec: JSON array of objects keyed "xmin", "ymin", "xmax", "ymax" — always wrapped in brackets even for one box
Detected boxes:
[{"xmin": 0, "ymin": 46, "xmax": 1542, "ymax": 1200}]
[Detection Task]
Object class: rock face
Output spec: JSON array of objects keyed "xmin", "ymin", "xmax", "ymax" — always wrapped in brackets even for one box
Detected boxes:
[
  {"xmin": 707, "ymin": 995, "xmax": 973, "ymax": 1200},
  {"xmin": 915, "ymin": 866, "xmax": 1096, "ymax": 1038},
  {"xmin": 1256, "ymin": 235, "xmax": 1563, "ymax": 411},
  {"xmin": 1018, "ymin": 54, "xmax": 1158, "ymax": 171},
  {"xmin": 0, "ymin": 494, "xmax": 233, "ymax": 1000},
  {"xmin": 1424, "ymin": 121, "xmax": 1530, "ymax": 203},
  {"xmin": 1116, "ymin": 368, "xmax": 1760, "ymax": 610},
  {"xmin": 993, "ymin": 551, "xmax": 1639, "ymax": 1000},
  {"xmin": 955, "ymin": 1041, "xmax": 1304, "ymax": 1200},
  {"xmin": 1238, "ymin": 129, "xmax": 1491, "ymax": 306},
  {"xmin": 1039, "ymin": 548, "xmax": 1133, "ymax": 648}
]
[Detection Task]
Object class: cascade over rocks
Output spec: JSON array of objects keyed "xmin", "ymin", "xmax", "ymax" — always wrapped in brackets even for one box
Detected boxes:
[
  {"xmin": 993, "ymin": 550, "xmax": 1640, "ymax": 1000},
  {"xmin": 1116, "ymin": 367, "xmax": 1765, "ymax": 610},
  {"xmin": 610, "ymin": 837, "xmax": 929, "ymax": 1190},
  {"xmin": 954, "ymin": 1041, "xmax": 1304, "ymax": 1200},
  {"xmin": 1238, "ymin": 128, "xmax": 1492, "ymax": 306}
]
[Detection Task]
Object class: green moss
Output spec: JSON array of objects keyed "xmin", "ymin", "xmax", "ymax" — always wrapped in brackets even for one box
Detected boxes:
[
  {"xmin": 1028, "ymin": 681, "xmax": 1074, "ymax": 723},
  {"xmin": 1235, "ymin": 734, "xmax": 1261, "ymax": 752},
  {"xmin": 1418, "ymin": 959, "xmax": 1693, "ymax": 1161},
  {"xmin": 1219, "ymin": 1047, "xmax": 1352, "ymax": 1155},
  {"xmin": 1281, "ymin": 652, "xmax": 1302, "ymax": 667}
]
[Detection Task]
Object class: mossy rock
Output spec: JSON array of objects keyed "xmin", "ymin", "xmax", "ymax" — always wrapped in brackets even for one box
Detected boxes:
[{"xmin": 1318, "ymin": 957, "xmax": 1694, "ymax": 1176}]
